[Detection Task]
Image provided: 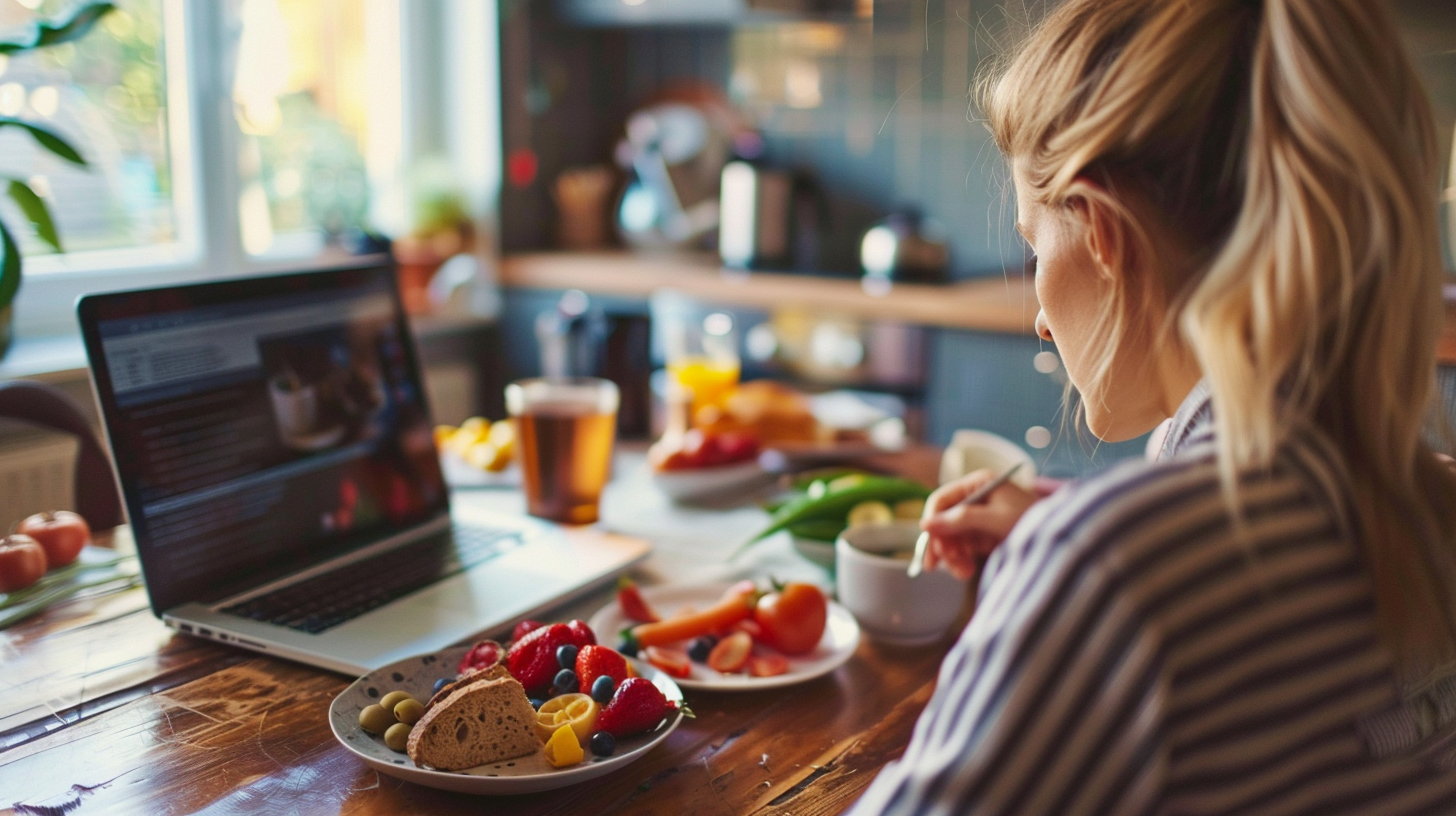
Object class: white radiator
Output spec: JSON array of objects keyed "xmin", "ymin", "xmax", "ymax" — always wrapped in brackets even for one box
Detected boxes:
[{"xmin": 0, "ymin": 434, "xmax": 77, "ymax": 531}]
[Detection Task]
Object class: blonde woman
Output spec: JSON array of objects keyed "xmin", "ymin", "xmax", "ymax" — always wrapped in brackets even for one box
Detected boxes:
[{"xmin": 850, "ymin": 0, "xmax": 1456, "ymax": 813}]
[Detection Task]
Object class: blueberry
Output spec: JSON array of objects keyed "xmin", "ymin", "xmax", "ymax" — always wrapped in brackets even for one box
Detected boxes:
[
  {"xmin": 589, "ymin": 731, "xmax": 616, "ymax": 757},
  {"xmin": 616, "ymin": 638, "xmax": 639, "ymax": 658},
  {"xmin": 554, "ymin": 668, "xmax": 579, "ymax": 694},
  {"xmin": 591, "ymin": 675, "xmax": 615, "ymax": 703},
  {"xmin": 687, "ymin": 635, "xmax": 718, "ymax": 663},
  {"xmin": 556, "ymin": 644, "xmax": 579, "ymax": 669},
  {"xmin": 432, "ymin": 677, "xmax": 451, "ymax": 695},
  {"xmin": 529, "ymin": 697, "xmax": 545, "ymax": 709}
]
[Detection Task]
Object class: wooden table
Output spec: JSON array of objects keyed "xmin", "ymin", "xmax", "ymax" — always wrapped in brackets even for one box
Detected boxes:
[{"xmin": 0, "ymin": 447, "xmax": 959, "ymax": 816}]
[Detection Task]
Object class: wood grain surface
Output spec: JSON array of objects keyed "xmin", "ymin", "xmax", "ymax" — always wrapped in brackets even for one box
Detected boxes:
[{"xmin": 0, "ymin": 451, "xmax": 956, "ymax": 815}]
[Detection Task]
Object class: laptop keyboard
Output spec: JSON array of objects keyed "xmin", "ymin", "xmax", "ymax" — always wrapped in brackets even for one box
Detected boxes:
[{"xmin": 220, "ymin": 524, "xmax": 523, "ymax": 634}]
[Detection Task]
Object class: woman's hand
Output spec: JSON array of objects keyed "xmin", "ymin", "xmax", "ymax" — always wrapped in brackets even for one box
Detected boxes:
[{"xmin": 919, "ymin": 469, "xmax": 1040, "ymax": 580}]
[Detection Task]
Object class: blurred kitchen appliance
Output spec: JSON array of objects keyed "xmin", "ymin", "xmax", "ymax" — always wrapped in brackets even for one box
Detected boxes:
[
  {"xmin": 718, "ymin": 161, "xmax": 823, "ymax": 271},
  {"xmin": 614, "ymin": 103, "xmax": 730, "ymax": 248},
  {"xmin": 859, "ymin": 210, "xmax": 950, "ymax": 284}
]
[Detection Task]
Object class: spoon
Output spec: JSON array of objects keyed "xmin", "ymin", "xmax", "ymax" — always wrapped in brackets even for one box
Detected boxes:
[{"xmin": 907, "ymin": 461, "xmax": 1025, "ymax": 578}]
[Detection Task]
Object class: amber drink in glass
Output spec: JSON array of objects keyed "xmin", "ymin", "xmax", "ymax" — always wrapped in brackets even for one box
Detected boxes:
[{"xmin": 506, "ymin": 377, "xmax": 619, "ymax": 524}]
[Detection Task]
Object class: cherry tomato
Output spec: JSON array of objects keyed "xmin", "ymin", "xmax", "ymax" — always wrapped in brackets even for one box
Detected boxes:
[
  {"xmin": 712, "ymin": 433, "xmax": 760, "ymax": 465},
  {"xmin": 0, "ymin": 534, "xmax": 47, "ymax": 592},
  {"xmin": 753, "ymin": 583, "xmax": 828, "ymax": 656},
  {"xmin": 17, "ymin": 511, "xmax": 90, "ymax": 569}
]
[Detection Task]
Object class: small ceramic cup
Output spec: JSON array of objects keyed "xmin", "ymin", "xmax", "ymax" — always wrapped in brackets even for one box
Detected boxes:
[{"xmin": 835, "ymin": 522, "xmax": 969, "ymax": 646}]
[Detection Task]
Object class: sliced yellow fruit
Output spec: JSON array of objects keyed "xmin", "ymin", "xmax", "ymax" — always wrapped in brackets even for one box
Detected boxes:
[
  {"xmin": 443, "ymin": 417, "xmax": 493, "ymax": 458},
  {"xmin": 433, "ymin": 425, "xmax": 457, "ymax": 449},
  {"xmin": 894, "ymin": 498, "xmax": 926, "ymax": 521},
  {"xmin": 458, "ymin": 416, "xmax": 491, "ymax": 440},
  {"xmin": 464, "ymin": 441, "xmax": 511, "ymax": 472},
  {"xmin": 543, "ymin": 723, "xmax": 585, "ymax": 768},
  {"xmin": 535, "ymin": 693, "xmax": 599, "ymax": 743},
  {"xmin": 486, "ymin": 418, "xmax": 516, "ymax": 451},
  {"xmin": 847, "ymin": 500, "xmax": 894, "ymax": 527}
]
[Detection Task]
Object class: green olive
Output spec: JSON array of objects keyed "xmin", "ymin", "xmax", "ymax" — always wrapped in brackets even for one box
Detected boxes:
[
  {"xmin": 359, "ymin": 704, "xmax": 395, "ymax": 735},
  {"xmin": 384, "ymin": 722, "xmax": 412, "ymax": 752},
  {"xmin": 379, "ymin": 690, "xmax": 414, "ymax": 712},
  {"xmin": 394, "ymin": 698, "xmax": 426, "ymax": 725}
]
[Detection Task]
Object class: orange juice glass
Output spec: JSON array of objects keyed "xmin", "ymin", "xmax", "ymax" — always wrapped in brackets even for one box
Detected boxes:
[{"xmin": 664, "ymin": 312, "xmax": 739, "ymax": 420}]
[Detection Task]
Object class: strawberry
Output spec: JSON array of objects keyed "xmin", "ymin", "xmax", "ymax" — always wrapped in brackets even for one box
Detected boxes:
[
  {"xmin": 748, "ymin": 654, "xmax": 789, "ymax": 677},
  {"xmin": 506, "ymin": 624, "xmax": 574, "ymax": 696},
  {"xmin": 706, "ymin": 631, "xmax": 752, "ymax": 674},
  {"xmin": 456, "ymin": 639, "xmax": 504, "ymax": 676},
  {"xmin": 596, "ymin": 677, "xmax": 681, "ymax": 738},
  {"xmin": 511, "ymin": 619, "xmax": 544, "ymax": 645},
  {"xmin": 566, "ymin": 618, "xmax": 597, "ymax": 647},
  {"xmin": 506, "ymin": 621, "xmax": 597, "ymax": 696},
  {"xmin": 644, "ymin": 646, "xmax": 691, "ymax": 679},
  {"xmin": 576, "ymin": 644, "xmax": 630, "ymax": 693},
  {"xmin": 616, "ymin": 576, "xmax": 660, "ymax": 623}
]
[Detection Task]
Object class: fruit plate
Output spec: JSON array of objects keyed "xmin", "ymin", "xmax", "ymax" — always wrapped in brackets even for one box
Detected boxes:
[
  {"xmin": 649, "ymin": 460, "xmax": 770, "ymax": 502},
  {"xmin": 328, "ymin": 646, "xmax": 685, "ymax": 794},
  {"xmin": 588, "ymin": 583, "xmax": 860, "ymax": 691}
]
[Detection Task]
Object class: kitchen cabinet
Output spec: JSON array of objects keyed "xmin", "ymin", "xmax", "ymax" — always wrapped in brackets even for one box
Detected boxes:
[{"xmin": 926, "ymin": 329, "xmax": 1147, "ymax": 479}]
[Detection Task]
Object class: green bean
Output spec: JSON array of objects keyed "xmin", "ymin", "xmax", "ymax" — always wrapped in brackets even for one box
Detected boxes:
[
  {"xmin": 785, "ymin": 519, "xmax": 847, "ymax": 542},
  {"xmin": 733, "ymin": 476, "xmax": 929, "ymax": 559}
]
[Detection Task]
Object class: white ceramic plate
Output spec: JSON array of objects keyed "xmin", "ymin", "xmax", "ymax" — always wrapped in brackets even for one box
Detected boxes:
[
  {"xmin": 588, "ymin": 583, "xmax": 860, "ymax": 691},
  {"xmin": 649, "ymin": 460, "xmax": 769, "ymax": 502},
  {"xmin": 329, "ymin": 646, "xmax": 685, "ymax": 794}
]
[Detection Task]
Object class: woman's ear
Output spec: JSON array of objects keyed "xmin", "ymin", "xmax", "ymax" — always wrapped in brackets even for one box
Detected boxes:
[{"xmin": 1066, "ymin": 178, "xmax": 1129, "ymax": 280}]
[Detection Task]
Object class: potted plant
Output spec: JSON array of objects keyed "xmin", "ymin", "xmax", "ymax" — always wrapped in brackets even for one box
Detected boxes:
[{"xmin": 0, "ymin": 2, "xmax": 114, "ymax": 358}]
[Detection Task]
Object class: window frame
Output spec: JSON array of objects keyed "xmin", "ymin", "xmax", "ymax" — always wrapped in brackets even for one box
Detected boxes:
[{"xmin": 9, "ymin": 0, "xmax": 501, "ymax": 342}]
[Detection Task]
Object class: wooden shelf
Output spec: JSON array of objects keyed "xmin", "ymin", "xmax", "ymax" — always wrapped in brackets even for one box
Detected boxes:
[
  {"xmin": 498, "ymin": 251, "xmax": 1041, "ymax": 334},
  {"xmin": 502, "ymin": 252, "xmax": 1456, "ymax": 365}
]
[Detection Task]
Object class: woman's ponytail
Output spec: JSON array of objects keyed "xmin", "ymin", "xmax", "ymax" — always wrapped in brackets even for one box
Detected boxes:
[{"xmin": 984, "ymin": 0, "xmax": 1456, "ymax": 683}]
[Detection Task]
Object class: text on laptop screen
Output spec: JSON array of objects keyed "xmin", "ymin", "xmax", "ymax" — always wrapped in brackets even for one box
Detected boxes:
[{"xmin": 82, "ymin": 265, "xmax": 449, "ymax": 612}]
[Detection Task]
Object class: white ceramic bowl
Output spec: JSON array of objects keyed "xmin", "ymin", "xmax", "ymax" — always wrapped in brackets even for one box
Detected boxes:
[
  {"xmin": 650, "ymin": 460, "xmax": 768, "ymax": 503},
  {"xmin": 835, "ymin": 522, "xmax": 969, "ymax": 645},
  {"xmin": 939, "ymin": 429, "xmax": 1037, "ymax": 488}
]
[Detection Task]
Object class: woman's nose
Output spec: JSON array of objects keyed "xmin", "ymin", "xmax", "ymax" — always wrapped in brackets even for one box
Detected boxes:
[{"xmin": 1035, "ymin": 310, "xmax": 1053, "ymax": 342}]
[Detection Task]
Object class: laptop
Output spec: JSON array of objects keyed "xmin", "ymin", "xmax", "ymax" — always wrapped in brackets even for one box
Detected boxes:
[{"xmin": 76, "ymin": 260, "xmax": 650, "ymax": 675}]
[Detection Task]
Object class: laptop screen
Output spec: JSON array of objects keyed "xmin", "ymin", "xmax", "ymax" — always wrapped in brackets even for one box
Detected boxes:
[{"xmin": 78, "ymin": 262, "xmax": 450, "ymax": 614}]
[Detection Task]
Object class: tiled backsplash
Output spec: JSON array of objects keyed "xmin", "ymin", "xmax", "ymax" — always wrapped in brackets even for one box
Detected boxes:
[{"xmin": 503, "ymin": 1, "xmax": 1456, "ymax": 277}]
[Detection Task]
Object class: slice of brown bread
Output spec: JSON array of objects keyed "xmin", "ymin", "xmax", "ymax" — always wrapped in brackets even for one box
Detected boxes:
[
  {"xmin": 423, "ymin": 664, "xmax": 510, "ymax": 715},
  {"xmin": 407, "ymin": 673, "xmax": 541, "ymax": 771}
]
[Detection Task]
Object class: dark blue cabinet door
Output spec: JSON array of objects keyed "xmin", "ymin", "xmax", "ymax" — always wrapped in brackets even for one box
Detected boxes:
[{"xmin": 926, "ymin": 329, "xmax": 1148, "ymax": 480}]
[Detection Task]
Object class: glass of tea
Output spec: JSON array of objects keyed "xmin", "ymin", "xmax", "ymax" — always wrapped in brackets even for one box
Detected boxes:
[{"xmin": 505, "ymin": 377, "xmax": 619, "ymax": 524}]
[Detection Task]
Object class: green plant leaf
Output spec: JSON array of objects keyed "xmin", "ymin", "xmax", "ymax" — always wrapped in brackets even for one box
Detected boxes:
[
  {"xmin": 0, "ymin": 2, "xmax": 116, "ymax": 54},
  {"xmin": 6, "ymin": 180, "xmax": 60, "ymax": 252},
  {"xmin": 0, "ymin": 220, "xmax": 20, "ymax": 310},
  {"xmin": 0, "ymin": 118, "xmax": 85, "ymax": 165}
]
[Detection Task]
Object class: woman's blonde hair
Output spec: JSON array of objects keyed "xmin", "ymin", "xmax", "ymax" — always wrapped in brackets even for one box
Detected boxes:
[{"xmin": 981, "ymin": 0, "xmax": 1456, "ymax": 685}]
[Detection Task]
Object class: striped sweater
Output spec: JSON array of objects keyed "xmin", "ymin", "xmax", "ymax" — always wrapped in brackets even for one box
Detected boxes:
[{"xmin": 850, "ymin": 384, "xmax": 1456, "ymax": 815}]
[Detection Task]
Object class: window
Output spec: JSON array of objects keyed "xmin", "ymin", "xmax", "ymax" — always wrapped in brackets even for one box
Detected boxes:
[
  {"xmin": 0, "ymin": 0, "xmax": 499, "ymax": 339},
  {"xmin": 0, "ymin": 0, "xmax": 190, "ymax": 259}
]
